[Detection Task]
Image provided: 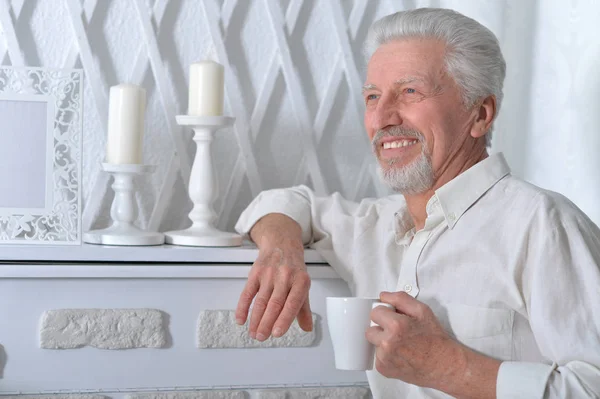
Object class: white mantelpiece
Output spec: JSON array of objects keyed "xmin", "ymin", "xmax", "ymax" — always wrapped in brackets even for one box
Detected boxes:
[
  {"xmin": 0, "ymin": 243, "xmax": 334, "ymax": 279},
  {"xmin": 0, "ymin": 263, "xmax": 337, "ymax": 279},
  {"xmin": 0, "ymin": 245, "xmax": 366, "ymax": 397},
  {"xmin": 0, "ymin": 242, "xmax": 325, "ymax": 264}
]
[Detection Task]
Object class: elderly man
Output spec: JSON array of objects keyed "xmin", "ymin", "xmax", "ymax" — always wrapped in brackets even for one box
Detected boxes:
[{"xmin": 234, "ymin": 8, "xmax": 600, "ymax": 399}]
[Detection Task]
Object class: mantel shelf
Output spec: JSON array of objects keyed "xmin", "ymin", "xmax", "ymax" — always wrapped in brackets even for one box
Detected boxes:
[
  {"xmin": 0, "ymin": 241, "xmax": 326, "ymax": 264},
  {"xmin": 0, "ymin": 241, "xmax": 338, "ymax": 279},
  {"xmin": 0, "ymin": 263, "xmax": 339, "ymax": 279}
]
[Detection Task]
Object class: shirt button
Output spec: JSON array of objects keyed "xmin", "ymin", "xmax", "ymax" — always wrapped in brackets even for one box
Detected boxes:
[
  {"xmin": 448, "ymin": 213, "xmax": 456, "ymax": 222},
  {"xmin": 404, "ymin": 284, "xmax": 412, "ymax": 293}
]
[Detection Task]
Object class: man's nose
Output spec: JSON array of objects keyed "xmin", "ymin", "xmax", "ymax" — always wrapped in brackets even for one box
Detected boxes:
[{"xmin": 372, "ymin": 98, "xmax": 403, "ymax": 132}]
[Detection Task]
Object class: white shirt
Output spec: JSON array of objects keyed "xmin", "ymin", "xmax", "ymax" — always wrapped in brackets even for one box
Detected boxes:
[{"xmin": 235, "ymin": 153, "xmax": 600, "ymax": 398}]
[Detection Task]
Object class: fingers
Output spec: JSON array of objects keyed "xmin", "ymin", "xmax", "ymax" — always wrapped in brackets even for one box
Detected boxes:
[
  {"xmin": 236, "ymin": 277, "xmax": 260, "ymax": 325},
  {"xmin": 255, "ymin": 283, "xmax": 291, "ymax": 340},
  {"xmin": 380, "ymin": 291, "xmax": 426, "ymax": 319},
  {"xmin": 237, "ymin": 245, "xmax": 311, "ymax": 342},
  {"xmin": 272, "ymin": 272, "xmax": 311, "ymax": 337},
  {"xmin": 247, "ymin": 282, "xmax": 274, "ymax": 339},
  {"xmin": 370, "ymin": 303, "xmax": 397, "ymax": 327},
  {"xmin": 365, "ymin": 325, "xmax": 384, "ymax": 345},
  {"xmin": 296, "ymin": 296, "xmax": 313, "ymax": 332}
]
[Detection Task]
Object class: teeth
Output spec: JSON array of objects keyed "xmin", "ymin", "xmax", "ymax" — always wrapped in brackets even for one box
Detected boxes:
[{"xmin": 383, "ymin": 140, "xmax": 418, "ymax": 150}]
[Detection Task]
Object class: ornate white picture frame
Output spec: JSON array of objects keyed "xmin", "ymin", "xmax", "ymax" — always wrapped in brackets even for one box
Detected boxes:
[{"xmin": 0, "ymin": 67, "xmax": 82, "ymax": 244}]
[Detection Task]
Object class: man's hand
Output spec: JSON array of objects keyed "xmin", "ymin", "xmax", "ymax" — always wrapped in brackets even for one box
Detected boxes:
[
  {"xmin": 235, "ymin": 214, "xmax": 312, "ymax": 341},
  {"xmin": 366, "ymin": 291, "xmax": 500, "ymax": 399}
]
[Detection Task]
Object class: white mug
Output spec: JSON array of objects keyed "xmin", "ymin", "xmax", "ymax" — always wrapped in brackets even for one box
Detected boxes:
[{"xmin": 326, "ymin": 297, "xmax": 395, "ymax": 370}]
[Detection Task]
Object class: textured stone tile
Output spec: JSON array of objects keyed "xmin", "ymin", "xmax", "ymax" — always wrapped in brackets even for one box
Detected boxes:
[
  {"xmin": 126, "ymin": 391, "xmax": 246, "ymax": 399},
  {"xmin": 197, "ymin": 310, "xmax": 317, "ymax": 348},
  {"xmin": 2, "ymin": 396, "xmax": 108, "ymax": 399},
  {"xmin": 40, "ymin": 309, "xmax": 167, "ymax": 349},
  {"xmin": 257, "ymin": 387, "xmax": 371, "ymax": 399}
]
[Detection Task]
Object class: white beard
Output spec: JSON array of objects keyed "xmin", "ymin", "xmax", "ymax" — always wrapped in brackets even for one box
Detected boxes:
[
  {"xmin": 377, "ymin": 149, "xmax": 434, "ymax": 195},
  {"xmin": 372, "ymin": 127, "xmax": 434, "ymax": 195}
]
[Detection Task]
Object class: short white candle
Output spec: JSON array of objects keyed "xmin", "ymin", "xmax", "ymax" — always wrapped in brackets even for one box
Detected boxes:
[
  {"xmin": 106, "ymin": 83, "xmax": 146, "ymax": 164},
  {"xmin": 188, "ymin": 60, "xmax": 224, "ymax": 116}
]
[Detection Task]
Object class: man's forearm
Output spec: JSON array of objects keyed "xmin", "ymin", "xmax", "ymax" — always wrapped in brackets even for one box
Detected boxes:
[
  {"xmin": 441, "ymin": 345, "xmax": 501, "ymax": 399},
  {"xmin": 250, "ymin": 213, "xmax": 305, "ymax": 251}
]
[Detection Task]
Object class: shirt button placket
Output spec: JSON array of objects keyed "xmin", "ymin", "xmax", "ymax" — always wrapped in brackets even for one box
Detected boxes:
[{"xmin": 397, "ymin": 229, "xmax": 428, "ymax": 298}]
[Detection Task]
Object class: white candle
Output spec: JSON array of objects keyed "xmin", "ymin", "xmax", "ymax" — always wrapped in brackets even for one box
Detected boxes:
[
  {"xmin": 188, "ymin": 60, "xmax": 224, "ymax": 116},
  {"xmin": 106, "ymin": 83, "xmax": 146, "ymax": 164}
]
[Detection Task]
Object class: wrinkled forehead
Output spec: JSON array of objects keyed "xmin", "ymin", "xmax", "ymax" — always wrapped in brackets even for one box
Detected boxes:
[{"xmin": 365, "ymin": 38, "xmax": 448, "ymax": 83}]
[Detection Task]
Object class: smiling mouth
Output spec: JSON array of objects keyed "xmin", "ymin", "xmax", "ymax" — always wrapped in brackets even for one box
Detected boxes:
[{"xmin": 382, "ymin": 139, "xmax": 419, "ymax": 150}]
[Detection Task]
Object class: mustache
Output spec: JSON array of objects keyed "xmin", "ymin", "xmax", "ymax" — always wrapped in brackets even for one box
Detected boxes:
[{"xmin": 372, "ymin": 127, "xmax": 425, "ymax": 151}]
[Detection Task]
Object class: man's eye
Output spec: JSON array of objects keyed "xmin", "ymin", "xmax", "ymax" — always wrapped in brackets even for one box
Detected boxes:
[
  {"xmin": 405, "ymin": 88, "xmax": 416, "ymax": 94},
  {"xmin": 366, "ymin": 94, "xmax": 379, "ymax": 101}
]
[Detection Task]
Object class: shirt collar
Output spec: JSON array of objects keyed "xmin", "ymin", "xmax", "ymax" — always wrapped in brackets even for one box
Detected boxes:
[
  {"xmin": 435, "ymin": 152, "xmax": 511, "ymax": 229},
  {"xmin": 391, "ymin": 152, "xmax": 511, "ymax": 238},
  {"xmin": 393, "ymin": 193, "xmax": 442, "ymax": 244}
]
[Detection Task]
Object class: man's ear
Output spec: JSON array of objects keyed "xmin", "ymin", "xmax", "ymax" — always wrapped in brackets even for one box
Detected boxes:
[{"xmin": 471, "ymin": 95, "xmax": 496, "ymax": 139}]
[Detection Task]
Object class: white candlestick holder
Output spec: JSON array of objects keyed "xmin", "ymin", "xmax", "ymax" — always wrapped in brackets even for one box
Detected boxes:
[
  {"xmin": 164, "ymin": 115, "xmax": 242, "ymax": 247},
  {"xmin": 83, "ymin": 163, "xmax": 165, "ymax": 246}
]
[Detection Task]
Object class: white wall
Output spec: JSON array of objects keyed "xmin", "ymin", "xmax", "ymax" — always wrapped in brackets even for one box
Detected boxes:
[{"xmin": 2, "ymin": 0, "xmax": 599, "ymax": 233}]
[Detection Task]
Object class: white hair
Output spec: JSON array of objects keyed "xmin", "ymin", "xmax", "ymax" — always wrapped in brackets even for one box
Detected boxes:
[{"xmin": 365, "ymin": 8, "xmax": 506, "ymax": 146}]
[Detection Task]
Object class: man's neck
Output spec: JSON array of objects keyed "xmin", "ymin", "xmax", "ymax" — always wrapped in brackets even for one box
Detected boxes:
[{"xmin": 404, "ymin": 149, "xmax": 489, "ymax": 231}]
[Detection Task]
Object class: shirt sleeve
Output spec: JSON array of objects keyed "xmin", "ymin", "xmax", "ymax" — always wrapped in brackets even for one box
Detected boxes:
[
  {"xmin": 234, "ymin": 185, "xmax": 386, "ymax": 287},
  {"xmin": 496, "ymin": 193, "xmax": 600, "ymax": 398}
]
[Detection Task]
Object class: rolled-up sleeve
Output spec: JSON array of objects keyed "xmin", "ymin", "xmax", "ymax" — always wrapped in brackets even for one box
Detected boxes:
[
  {"xmin": 496, "ymin": 362, "xmax": 555, "ymax": 398},
  {"xmin": 235, "ymin": 185, "xmax": 391, "ymax": 286},
  {"xmin": 235, "ymin": 186, "xmax": 313, "ymax": 245},
  {"xmin": 497, "ymin": 360, "xmax": 600, "ymax": 398}
]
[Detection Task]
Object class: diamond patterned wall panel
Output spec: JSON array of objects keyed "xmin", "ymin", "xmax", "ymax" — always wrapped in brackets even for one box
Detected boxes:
[{"xmin": 0, "ymin": 0, "xmax": 426, "ymax": 233}]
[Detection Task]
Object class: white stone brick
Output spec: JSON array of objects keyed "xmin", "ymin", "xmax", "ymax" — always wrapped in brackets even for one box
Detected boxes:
[
  {"xmin": 257, "ymin": 387, "xmax": 371, "ymax": 399},
  {"xmin": 126, "ymin": 391, "xmax": 246, "ymax": 399},
  {"xmin": 197, "ymin": 310, "xmax": 317, "ymax": 348},
  {"xmin": 40, "ymin": 309, "xmax": 167, "ymax": 349}
]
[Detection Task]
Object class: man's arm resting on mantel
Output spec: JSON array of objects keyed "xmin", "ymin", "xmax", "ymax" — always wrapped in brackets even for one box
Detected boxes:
[
  {"xmin": 235, "ymin": 213, "xmax": 313, "ymax": 342},
  {"xmin": 234, "ymin": 185, "xmax": 386, "ymax": 342}
]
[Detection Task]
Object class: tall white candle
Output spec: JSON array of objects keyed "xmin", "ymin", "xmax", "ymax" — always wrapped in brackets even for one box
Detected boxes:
[
  {"xmin": 106, "ymin": 84, "xmax": 146, "ymax": 164},
  {"xmin": 188, "ymin": 60, "xmax": 224, "ymax": 116}
]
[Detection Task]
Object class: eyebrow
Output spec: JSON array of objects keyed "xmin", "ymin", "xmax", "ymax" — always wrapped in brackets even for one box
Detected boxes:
[
  {"xmin": 395, "ymin": 76, "xmax": 426, "ymax": 85},
  {"xmin": 361, "ymin": 76, "xmax": 427, "ymax": 93},
  {"xmin": 361, "ymin": 84, "xmax": 377, "ymax": 93}
]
